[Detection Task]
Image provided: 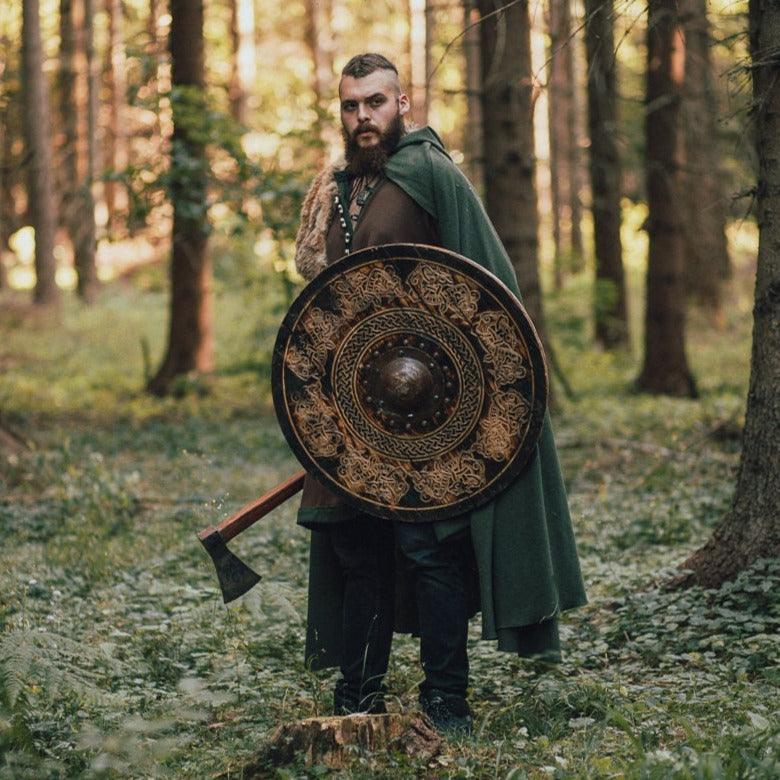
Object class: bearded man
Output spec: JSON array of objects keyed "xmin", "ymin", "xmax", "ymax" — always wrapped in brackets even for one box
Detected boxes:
[{"xmin": 293, "ymin": 53, "xmax": 586, "ymax": 735}]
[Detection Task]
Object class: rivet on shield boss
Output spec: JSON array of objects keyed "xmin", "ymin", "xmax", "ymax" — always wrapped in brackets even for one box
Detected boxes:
[{"xmin": 197, "ymin": 243, "xmax": 548, "ymax": 603}]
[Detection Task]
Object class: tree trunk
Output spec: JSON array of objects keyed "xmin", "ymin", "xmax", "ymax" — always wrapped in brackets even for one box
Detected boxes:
[
  {"xmin": 105, "ymin": 0, "xmax": 128, "ymax": 234},
  {"xmin": 79, "ymin": 0, "xmax": 99, "ymax": 301},
  {"xmin": 0, "ymin": 30, "xmax": 13, "ymax": 287},
  {"xmin": 477, "ymin": 0, "xmax": 547, "ymax": 342},
  {"xmin": 584, "ymin": 0, "xmax": 628, "ymax": 348},
  {"xmin": 547, "ymin": 0, "xmax": 569, "ymax": 289},
  {"xmin": 409, "ymin": 0, "xmax": 429, "ymax": 126},
  {"xmin": 228, "ymin": 0, "xmax": 256, "ymax": 125},
  {"xmin": 680, "ymin": 0, "xmax": 731, "ymax": 315},
  {"xmin": 148, "ymin": 0, "xmax": 213, "ymax": 396},
  {"xmin": 565, "ymin": 5, "xmax": 583, "ymax": 266},
  {"xmin": 304, "ymin": 0, "xmax": 333, "ymax": 106},
  {"xmin": 22, "ymin": 0, "xmax": 59, "ymax": 305},
  {"xmin": 675, "ymin": 0, "xmax": 780, "ymax": 589},
  {"xmin": 59, "ymin": 0, "xmax": 98, "ymax": 303},
  {"xmin": 635, "ymin": 0, "xmax": 696, "ymax": 396},
  {"xmin": 462, "ymin": 0, "xmax": 484, "ymax": 193},
  {"xmin": 304, "ymin": 0, "xmax": 333, "ymax": 160}
]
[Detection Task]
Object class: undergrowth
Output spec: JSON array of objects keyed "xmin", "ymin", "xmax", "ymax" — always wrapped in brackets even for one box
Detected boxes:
[{"xmin": 0, "ymin": 260, "xmax": 777, "ymax": 778}]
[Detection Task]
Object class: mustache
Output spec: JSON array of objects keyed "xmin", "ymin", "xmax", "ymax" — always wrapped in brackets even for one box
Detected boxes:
[{"xmin": 353, "ymin": 124, "xmax": 380, "ymax": 138}]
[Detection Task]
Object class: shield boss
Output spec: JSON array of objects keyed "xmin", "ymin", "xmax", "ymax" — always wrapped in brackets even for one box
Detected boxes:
[{"xmin": 272, "ymin": 244, "xmax": 548, "ymax": 522}]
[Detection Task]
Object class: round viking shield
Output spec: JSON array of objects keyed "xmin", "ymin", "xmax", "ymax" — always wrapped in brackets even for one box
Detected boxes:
[{"xmin": 272, "ymin": 243, "xmax": 548, "ymax": 522}]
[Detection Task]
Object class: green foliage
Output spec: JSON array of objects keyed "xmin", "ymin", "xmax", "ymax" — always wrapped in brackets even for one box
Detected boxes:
[
  {"xmin": 0, "ymin": 262, "xmax": 777, "ymax": 776},
  {"xmin": 115, "ymin": 82, "xmax": 309, "ymax": 269}
]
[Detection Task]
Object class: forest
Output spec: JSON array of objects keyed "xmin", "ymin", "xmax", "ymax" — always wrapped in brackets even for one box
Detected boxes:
[{"xmin": 0, "ymin": 0, "xmax": 778, "ymax": 777}]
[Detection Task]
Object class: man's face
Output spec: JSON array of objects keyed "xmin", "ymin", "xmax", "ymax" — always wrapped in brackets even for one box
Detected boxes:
[{"xmin": 339, "ymin": 70, "xmax": 410, "ymax": 152}]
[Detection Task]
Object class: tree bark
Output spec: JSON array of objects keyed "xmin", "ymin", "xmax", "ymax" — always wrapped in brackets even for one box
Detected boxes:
[
  {"xmin": 675, "ymin": 0, "xmax": 780, "ymax": 588},
  {"xmin": 228, "ymin": 0, "xmax": 256, "ymax": 125},
  {"xmin": 565, "ymin": 5, "xmax": 583, "ymax": 266},
  {"xmin": 0, "ymin": 30, "xmax": 13, "ymax": 287},
  {"xmin": 462, "ymin": 0, "xmax": 484, "ymax": 194},
  {"xmin": 635, "ymin": 0, "xmax": 696, "ymax": 396},
  {"xmin": 680, "ymin": 0, "xmax": 731, "ymax": 314},
  {"xmin": 547, "ymin": 0, "xmax": 570, "ymax": 289},
  {"xmin": 22, "ymin": 0, "xmax": 59, "ymax": 305},
  {"xmin": 477, "ymin": 0, "xmax": 547, "ymax": 344},
  {"xmin": 105, "ymin": 0, "xmax": 128, "ymax": 234},
  {"xmin": 584, "ymin": 0, "xmax": 628, "ymax": 347},
  {"xmin": 248, "ymin": 714, "xmax": 442, "ymax": 772},
  {"xmin": 409, "ymin": 0, "xmax": 429, "ymax": 126},
  {"xmin": 148, "ymin": 0, "xmax": 213, "ymax": 396},
  {"xmin": 304, "ymin": 0, "xmax": 333, "ymax": 160},
  {"xmin": 59, "ymin": 0, "xmax": 98, "ymax": 303},
  {"xmin": 79, "ymin": 0, "xmax": 99, "ymax": 301}
]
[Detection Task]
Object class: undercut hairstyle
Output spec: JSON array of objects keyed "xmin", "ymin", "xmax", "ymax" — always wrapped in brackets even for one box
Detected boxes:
[{"xmin": 341, "ymin": 53, "xmax": 398, "ymax": 79}]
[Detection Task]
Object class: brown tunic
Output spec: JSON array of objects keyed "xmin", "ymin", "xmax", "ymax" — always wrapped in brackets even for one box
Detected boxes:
[{"xmin": 298, "ymin": 176, "xmax": 441, "ymax": 524}]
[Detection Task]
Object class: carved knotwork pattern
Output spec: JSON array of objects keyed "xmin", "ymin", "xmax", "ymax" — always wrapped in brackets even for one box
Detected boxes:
[
  {"xmin": 332, "ymin": 309, "xmax": 483, "ymax": 460},
  {"xmin": 291, "ymin": 380, "xmax": 343, "ymax": 458},
  {"xmin": 286, "ymin": 343, "xmax": 322, "ymax": 381},
  {"xmin": 406, "ymin": 265, "xmax": 480, "ymax": 323},
  {"xmin": 409, "ymin": 449, "xmax": 486, "ymax": 503},
  {"xmin": 474, "ymin": 311, "xmax": 528, "ymax": 386},
  {"xmin": 330, "ymin": 265, "xmax": 407, "ymax": 319},
  {"xmin": 277, "ymin": 253, "xmax": 544, "ymax": 515},
  {"xmin": 337, "ymin": 446, "xmax": 409, "ymax": 505},
  {"xmin": 474, "ymin": 389, "xmax": 530, "ymax": 462}
]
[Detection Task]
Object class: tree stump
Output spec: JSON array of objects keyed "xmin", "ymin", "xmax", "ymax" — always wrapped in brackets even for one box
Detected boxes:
[{"xmin": 246, "ymin": 713, "xmax": 442, "ymax": 773}]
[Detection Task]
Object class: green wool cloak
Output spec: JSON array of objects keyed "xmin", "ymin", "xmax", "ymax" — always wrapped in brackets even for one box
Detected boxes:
[{"xmin": 302, "ymin": 127, "xmax": 587, "ymax": 669}]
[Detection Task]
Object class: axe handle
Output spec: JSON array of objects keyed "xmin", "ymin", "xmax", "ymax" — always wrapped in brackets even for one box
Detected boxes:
[{"xmin": 198, "ymin": 470, "xmax": 306, "ymax": 544}]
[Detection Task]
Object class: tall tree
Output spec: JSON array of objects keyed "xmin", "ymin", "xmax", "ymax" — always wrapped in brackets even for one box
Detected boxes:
[
  {"xmin": 0, "ymin": 28, "xmax": 19, "ymax": 286},
  {"xmin": 228, "ymin": 0, "xmax": 256, "ymax": 125},
  {"xmin": 584, "ymin": 0, "xmax": 628, "ymax": 347},
  {"xmin": 477, "ymin": 0, "xmax": 547, "ymax": 341},
  {"xmin": 565, "ymin": 15, "xmax": 583, "ymax": 267},
  {"xmin": 676, "ymin": 0, "xmax": 780, "ymax": 588},
  {"xmin": 304, "ymin": 0, "xmax": 333, "ymax": 158},
  {"xmin": 148, "ymin": 0, "xmax": 213, "ymax": 396},
  {"xmin": 105, "ymin": 0, "xmax": 128, "ymax": 234},
  {"xmin": 462, "ymin": 0, "xmax": 483, "ymax": 193},
  {"xmin": 59, "ymin": 0, "xmax": 99, "ymax": 302},
  {"xmin": 547, "ymin": 0, "xmax": 582, "ymax": 286},
  {"xmin": 635, "ymin": 0, "xmax": 696, "ymax": 396},
  {"xmin": 408, "ymin": 0, "xmax": 429, "ymax": 126},
  {"xmin": 680, "ymin": 0, "xmax": 731, "ymax": 316},
  {"xmin": 22, "ymin": 0, "xmax": 59, "ymax": 305}
]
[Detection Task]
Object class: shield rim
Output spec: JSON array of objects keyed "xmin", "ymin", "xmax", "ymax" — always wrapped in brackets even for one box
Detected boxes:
[{"xmin": 271, "ymin": 243, "xmax": 548, "ymax": 522}]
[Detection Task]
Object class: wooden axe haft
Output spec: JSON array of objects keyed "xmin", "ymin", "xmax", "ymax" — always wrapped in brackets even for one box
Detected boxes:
[{"xmin": 197, "ymin": 470, "xmax": 305, "ymax": 603}]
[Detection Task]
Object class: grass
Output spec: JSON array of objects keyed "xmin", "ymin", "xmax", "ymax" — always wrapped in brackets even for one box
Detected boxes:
[{"xmin": 0, "ymin": 255, "xmax": 778, "ymax": 778}]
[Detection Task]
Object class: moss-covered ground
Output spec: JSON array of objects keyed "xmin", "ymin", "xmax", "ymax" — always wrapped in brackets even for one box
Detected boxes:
[{"xmin": 1, "ymin": 260, "xmax": 777, "ymax": 778}]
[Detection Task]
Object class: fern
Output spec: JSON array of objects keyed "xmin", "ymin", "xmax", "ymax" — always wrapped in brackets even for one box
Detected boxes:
[{"xmin": 0, "ymin": 629, "xmax": 127, "ymax": 707}]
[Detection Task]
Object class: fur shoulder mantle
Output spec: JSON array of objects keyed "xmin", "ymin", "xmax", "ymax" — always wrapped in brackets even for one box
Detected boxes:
[{"xmin": 294, "ymin": 158, "xmax": 346, "ymax": 281}]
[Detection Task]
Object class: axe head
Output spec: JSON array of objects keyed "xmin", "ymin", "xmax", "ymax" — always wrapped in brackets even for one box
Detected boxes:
[{"xmin": 198, "ymin": 526, "xmax": 261, "ymax": 603}]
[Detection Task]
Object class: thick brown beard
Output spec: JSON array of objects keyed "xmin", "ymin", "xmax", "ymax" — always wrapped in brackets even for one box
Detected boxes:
[{"xmin": 343, "ymin": 112, "xmax": 406, "ymax": 176}]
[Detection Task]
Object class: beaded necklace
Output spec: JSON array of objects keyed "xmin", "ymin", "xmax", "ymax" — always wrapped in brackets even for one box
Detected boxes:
[{"xmin": 334, "ymin": 174, "xmax": 381, "ymax": 254}]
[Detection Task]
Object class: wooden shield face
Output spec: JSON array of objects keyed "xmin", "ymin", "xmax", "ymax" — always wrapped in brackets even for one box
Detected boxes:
[{"xmin": 272, "ymin": 244, "xmax": 547, "ymax": 522}]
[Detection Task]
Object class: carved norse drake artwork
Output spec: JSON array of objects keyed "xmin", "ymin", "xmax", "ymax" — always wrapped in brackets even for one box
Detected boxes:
[{"xmin": 272, "ymin": 244, "xmax": 548, "ymax": 522}]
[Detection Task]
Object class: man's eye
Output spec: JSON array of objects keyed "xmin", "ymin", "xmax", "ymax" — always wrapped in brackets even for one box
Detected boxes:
[
  {"xmin": 342, "ymin": 102, "xmax": 357, "ymax": 111},
  {"xmin": 369, "ymin": 96, "xmax": 386, "ymax": 107}
]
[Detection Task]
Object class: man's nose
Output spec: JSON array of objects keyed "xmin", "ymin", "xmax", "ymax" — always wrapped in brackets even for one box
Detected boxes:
[{"xmin": 357, "ymin": 103, "xmax": 371, "ymax": 121}]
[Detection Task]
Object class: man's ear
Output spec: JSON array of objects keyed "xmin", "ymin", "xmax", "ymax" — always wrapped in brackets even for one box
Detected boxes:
[{"xmin": 398, "ymin": 92, "xmax": 411, "ymax": 116}]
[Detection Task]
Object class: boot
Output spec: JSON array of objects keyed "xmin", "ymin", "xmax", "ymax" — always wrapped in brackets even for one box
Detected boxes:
[
  {"xmin": 419, "ymin": 688, "xmax": 472, "ymax": 735},
  {"xmin": 333, "ymin": 679, "xmax": 387, "ymax": 715}
]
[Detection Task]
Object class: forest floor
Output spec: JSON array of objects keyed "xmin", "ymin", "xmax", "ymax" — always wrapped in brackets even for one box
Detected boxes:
[{"xmin": 0, "ymin": 259, "xmax": 778, "ymax": 778}]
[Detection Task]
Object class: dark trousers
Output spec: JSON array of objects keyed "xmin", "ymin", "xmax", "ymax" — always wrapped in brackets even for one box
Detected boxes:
[{"xmin": 329, "ymin": 515, "xmax": 469, "ymax": 700}]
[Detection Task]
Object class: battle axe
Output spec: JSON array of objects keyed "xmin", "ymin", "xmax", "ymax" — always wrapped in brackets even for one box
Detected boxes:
[{"xmin": 197, "ymin": 470, "xmax": 305, "ymax": 603}]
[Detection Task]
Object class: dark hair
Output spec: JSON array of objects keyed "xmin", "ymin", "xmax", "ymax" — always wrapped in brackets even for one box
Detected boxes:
[{"xmin": 341, "ymin": 53, "xmax": 398, "ymax": 79}]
